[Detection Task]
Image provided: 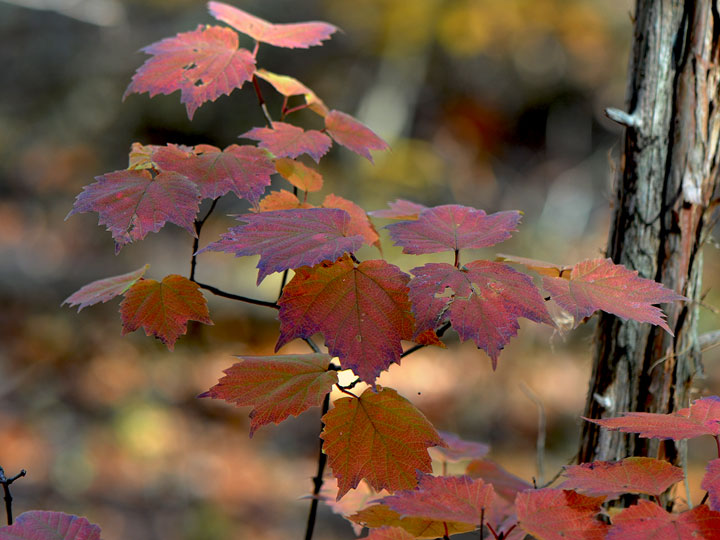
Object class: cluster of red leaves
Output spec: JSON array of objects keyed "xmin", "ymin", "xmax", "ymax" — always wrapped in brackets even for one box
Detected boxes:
[{"xmin": 58, "ymin": 3, "xmax": 701, "ymax": 540}]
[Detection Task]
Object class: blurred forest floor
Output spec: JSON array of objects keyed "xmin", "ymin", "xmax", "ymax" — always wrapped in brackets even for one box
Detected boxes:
[{"xmin": 1, "ymin": 1, "xmax": 719, "ymax": 538}]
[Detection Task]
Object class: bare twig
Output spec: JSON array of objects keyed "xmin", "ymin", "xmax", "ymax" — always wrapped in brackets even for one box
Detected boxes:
[
  {"xmin": 190, "ymin": 199, "xmax": 218, "ymax": 282},
  {"xmin": 304, "ymin": 393, "xmax": 330, "ymax": 540},
  {"xmin": 0, "ymin": 466, "xmax": 26, "ymax": 525},
  {"xmin": 251, "ymin": 74, "xmax": 274, "ymax": 128},
  {"xmin": 520, "ymin": 383, "xmax": 546, "ymax": 486},
  {"xmin": 400, "ymin": 322, "xmax": 451, "ymax": 358},
  {"xmin": 193, "ymin": 281, "xmax": 279, "ymax": 309}
]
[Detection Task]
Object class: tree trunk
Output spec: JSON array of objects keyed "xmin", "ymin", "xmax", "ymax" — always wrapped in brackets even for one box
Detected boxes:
[{"xmin": 579, "ymin": 0, "xmax": 720, "ymax": 466}]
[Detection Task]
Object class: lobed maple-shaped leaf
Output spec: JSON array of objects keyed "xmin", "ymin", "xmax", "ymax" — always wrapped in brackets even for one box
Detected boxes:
[
  {"xmin": 322, "ymin": 193, "xmax": 381, "ymax": 249},
  {"xmin": 607, "ymin": 500, "xmax": 720, "ymax": 539},
  {"xmin": 381, "ymin": 473, "xmax": 496, "ymax": 526},
  {"xmin": 200, "ymin": 353, "xmax": 337, "ymax": 437},
  {"xmin": 364, "ymin": 527, "xmax": 416, "ymax": 540},
  {"xmin": 559, "ymin": 457, "xmax": 684, "ymax": 498},
  {"xmin": 431, "ymin": 431, "xmax": 490, "ymax": 462},
  {"xmin": 386, "ymin": 205, "xmax": 522, "ymax": 255},
  {"xmin": 408, "ymin": 261, "xmax": 553, "ymax": 368},
  {"xmin": 515, "ymin": 488, "xmax": 608, "ymax": 540},
  {"xmin": 208, "ymin": 1, "xmax": 338, "ymax": 49},
  {"xmin": 321, "ymin": 387, "xmax": 445, "ymax": 499},
  {"xmin": 67, "ymin": 169, "xmax": 200, "ymax": 252},
  {"xmin": 350, "ymin": 504, "xmax": 475, "ymax": 539},
  {"xmin": 702, "ymin": 459, "xmax": 720, "ymax": 512},
  {"xmin": 119, "ymin": 274, "xmax": 212, "ymax": 350},
  {"xmin": 128, "ymin": 142, "xmax": 158, "ymax": 170},
  {"xmin": 466, "ymin": 459, "xmax": 532, "ymax": 501},
  {"xmin": 585, "ymin": 396, "xmax": 720, "ymax": 441},
  {"xmin": 276, "ymin": 256, "xmax": 414, "ymax": 383},
  {"xmin": 369, "ymin": 199, "xmax": 427, "ymax": 220},
  {"xmin": 241, "ymin": 122, "xmax": 332, "ymax": 163},
  {"xmin": 0, "ymin": 511, "xmax": 101, "ymax": 540},
  {"xmin": 324, "ymin": 110, "xmax": 389, "ymax": 163},
  {"xmin": 152, "ymin": 143, "xmax": 275, "ymax": 204},
  {"xmin": 63, "ymin": 264, "xmax": 149, "ymax": 312},
  {"xmin": 274, "ymin": 157, "xmax": 323, "ymax": 192},
  {"xmin": 254, "ymin": 69, "xmax": 328, "ymax": 116},
  {"xmin": 495, "ymin": 253, "xmax": 572, "ymax": 278},
  {"xmin": 124, "ymin": 25, "xmax": 255, "ymax": 119},
  {"xmin": 542, "ymin": 258, "xmax": 685, "ymax": 334},
  {"xmin": 257, "ymin": 189, "xmax": 309, "ymax": 211},
  {"xmin": 202, "ymin": 208, "xmax": 363, "ymax": 284}
]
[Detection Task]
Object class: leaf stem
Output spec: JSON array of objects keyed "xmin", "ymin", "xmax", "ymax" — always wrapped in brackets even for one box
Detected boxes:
[
  {"xmin": 454, "ymin": 249, "xmax": 460, "ymax": 268},
  {"xmin": 0, "ymin": 466, "xmax": 26, "ymax": 525},
  {"xmin": 400, "ymin": 322, "xmax": 452, "ymax": 358},
  {"xmin": 284, "ymin": 103, "xmax": 310, "ymax": 117},
  {"xmin": 194, "ymin": 281, "xmax": 279, "ymax": 309},
  {"xmin": 304, "ymin": 393, "xmax": 330, "ymax": 540},
  {"xmin": 251, "ymin": 74, "xmax": 274, "ymax": 128},
  {"xmin": 715, "ymin": 435, "xmax": 720, "ymax": 459},
  {"xmin": 190, "ymin": 199, "xmax": 218, "ymax": 282}
]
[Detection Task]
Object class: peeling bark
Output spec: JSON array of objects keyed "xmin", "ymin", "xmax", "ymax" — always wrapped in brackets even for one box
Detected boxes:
[{"xmin": 579, "ymin": 1, "xmax": 720, "ymax": 467}]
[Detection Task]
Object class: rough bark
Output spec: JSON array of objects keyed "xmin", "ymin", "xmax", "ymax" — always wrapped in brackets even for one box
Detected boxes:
[{"xmin": 579, "ymin": 1, "xmax": 720, "ymax": 465}]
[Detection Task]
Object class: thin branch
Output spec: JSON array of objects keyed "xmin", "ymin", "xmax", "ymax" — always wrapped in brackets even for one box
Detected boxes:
[
  {"xmin": 304, "ymin": 337, "xmax": 322, "ymax": 354},
  {"xmin": 0, "ymin": 466, "xmax": 26, "ymax": 525},
  {"xmin": 194, "ymin": 281, "xmax": 279, "ymax": 309},
  {"xmin": 278, "ymin": 270, "xmax": 290, "ymax": 300},
  {"xmin": 189, "ymin": 199, "xmax": 218, "ymax": 282},
  {"xmin": 284, "ymin": 103, "xmax": 310, "ymax": 117},
  {"xmin": 538, "ymin": 452, "xmax": 577, "ymax": 488},
  {"xmin": 304, "ymin": 393, "xmax": 330, "ymax": 540},
  {"xmin": 251, "ymin": 74, "xmax": 274, "ymax": 128},
  {"xmin": 400, "ymin": 322, "xmax": 452, "ymax": 358},
  {"xmin": 520, "ymin": 383, "xmax": 546, "ymax": 486}
]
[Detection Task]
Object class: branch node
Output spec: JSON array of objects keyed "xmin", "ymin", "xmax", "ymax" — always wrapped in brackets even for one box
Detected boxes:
[{"xmin": 604, "ymin": 107, "xmax": 642, "ymax": 130}]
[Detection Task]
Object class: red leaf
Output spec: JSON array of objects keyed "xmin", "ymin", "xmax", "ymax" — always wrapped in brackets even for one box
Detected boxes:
[
  {"xmin": 257, "ymin": 189, "xmax": 309, "ymax": 211},
  {"xmin": 119, "ymin": 275, "xmax": 212, "ymax": 350},
  {"xmin": 202, "ymin": 208, "xmax": 364, "ymax": 284},
  {"xmin": 386, "ymin": 205, "xmax": 521, "ymax": 254},
  {"xmin": 381, "ymin": 473, "xmax": 496, "ymax": 526},
  {"xmin": 321, "ymin": 387, "xmax": 445, "ymax": 499},
  {"xmin": 276, "ymin": 257, "xmax": 414, "ymax": 383},
  {"xmin": 124, "ymin": 25, "xmax": 255, "ymax": 119},
  {"xmin": 274, "ymin": 157, "xmax": 323, "ymax": 192},
  {"xmin": 324, "ymin": 110, "xmax": 389, "ymax": 163},
  {"xmin": 153, "ymin": 144, "xmax": 274, "ymax": 204},
  {"xmin": 254, "ymin": 69, "xmax": 328, "ymax": 116},
  {"xmin": 466, "ymin": 459, "xmax": 532, "ymax": 501},
  {"xmin": 702, "ymin": 459, "xmax": 720, "ymax": 512},
  {"xmin": 432, "ymin": 431, "xmax": 490, "ymax": 462},
  {"xmin": 585, "ymin": 396, "xmax": 720, "ymax": 441},
  {"xmin": 369, "ymin": 199, "xmax": 427, "ymax": 220},
  {"xmin": 200, "ymin": 353, "xmax": 337, "ymax": 436},
  {"xmin": 365, "ymin": 527, "xmax": 416, "ymax": 540},
  {"xmin": 208, "ymin": 1, "xmax": 338, "ymax": 49},
  {"xmin": 0, "ymin": 511, "xmax": 101, "ymax": 540},
  {"xmin": 349, "ymin": 504, "xmax": 475, "ymax": 538},
  {"xmin": 322, "ymin": 193, "xmax": 381, "ymax": 249},
  {"xmin": 515, "ymin": 489, "xmax": 608, "ymax": 540},
  {"xmin": 542, "ymin": 258, "xmax": 685, "ymax": 334},
  {"xmin": 67, "ymin": 169, "xmax": 200, "ymax": 252},
  {"xmin": 408, "ymin": 261, "xmax": 553, "ymax": 368},
  {"xmin": 241, "ymin": 122, "xmax": 332, "ymax": 163},
  {"xmin": 607, "ymin": 500, "xmax": 720, "ymax": 539},
  {"xmin": 63, "ymin": 264, "xmax": 149, "ymax": 312},
  {"xmin": 559, "ymin": 457, "xmax": 684, "ymax": 498}
]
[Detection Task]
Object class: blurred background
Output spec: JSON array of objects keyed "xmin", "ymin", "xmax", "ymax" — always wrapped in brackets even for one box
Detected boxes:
[{"xmin": 1, "ymin": 0, "xmax": 719, "ymax": 538}]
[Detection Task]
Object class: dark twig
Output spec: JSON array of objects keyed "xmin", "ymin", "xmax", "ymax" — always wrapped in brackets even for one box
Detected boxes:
[
  {"xmin": 251, "ymin": 74, "xmax": 274, "ymax": 128},
  {"xmin": 190, "ymin": 199, "xmax": 218, "ymax": 281},
  {"xmin": 0, "ymin": 466, "xmax": 26, "ymax": 525},
  {"xmin": 304, "ymin": 337, "xmax": 322, "ymax": 354},
  {"xmin": 194, "ymin": 281, "xmax": 279, "ymax": 309},
  {"xmin": 304, "ymin": 393, "xmax": 330, "ymax": 540},
  {"xmin": 401, "ymin": 322, "xmax": 452, "ymax": 358},
  {"xmin": 538, "ymin": 452, "xmax": 577, "ymax": 489},
  {"xmin": 701, "ymin": 491, "xmax": 710, "ymax": 505}
]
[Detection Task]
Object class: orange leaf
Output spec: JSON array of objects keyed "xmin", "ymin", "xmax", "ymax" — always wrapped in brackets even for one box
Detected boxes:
[
  {"xmin": 257, "ymin": 190, "xmax": 309, "ymax": 211},
  {"xmin": 323, "ymin": 193, "xmax": 380, "ymax": 249},
  {"xmin": 321, "ymin": 387, "xmax": 445, "ymax": 499},
  {"xmin": 200, "ymin": 354, "xmax": 337, "ymax": 437},
  {"xmin": 349, "ymin": 504, "xmax": 475, "ymax": 538},
  {"xmin": 254, "ymin": 69, "xmax": 328, "ymax": 116},
  {"xmin": 365, "ymin": 527, "xmax": 417, "ymax": 540},
  {"xmin": 275, "ymin": 158, "xmax": 323, "ymax": 192},
  {"xmin": 608, "ymin": 500, "xmax": 720, "ymax": 539},
  {"xmin": 119, "ymin": 275, "xmax": 212, "ymax": 350}
]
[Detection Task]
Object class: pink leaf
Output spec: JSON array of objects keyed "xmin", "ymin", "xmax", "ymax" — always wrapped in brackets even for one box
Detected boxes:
[
  {"xmin": 369, "ymin": 199, "xmax": 427, "ymax": 220},
  {"xmin": 408, "ymin": 261, "xmax": 553, "ymax": 368},
  {"xmin": 585, "ymin": 396, "xmax": 720, "ymax": 441},
  {"xmin": 386, "ymin": 205, "xmax": 522, "ymax": 254},
  {"xmin": 515, "ymin": 489, "xmax": 608, "ymax": 540},
  {"xmin": 466, "ymin": 459, "xmax": 532, "ymax": 501},
  {"xmin": 559, "ymin": 457, "xmax": 684, "ymax": 498},
  {"xmin": 241, "ymin": 122, "xmax": 332, "ymax": 163},
  {"xmin": 324, "ymin": 110, "xmax": 389, "ymax": 163},
  {"xmin": 152, "ymin": 144, "xmax": 274, "ymax": 204},
  {"xmin": 67, "ymin": 169, "xmax": 200, "ymax": 252},
  {"xmin": 63, "ymin": 264, "xmax": 149, "ymax": 311},
  {"xmin": 702, "ymin": 459, "xmax": 720, "ymax": 512},
  {"xmin": 432, "ymin": 431, "xmax": 490, "ymax": 462},
  {"xmin": 123, "ymin": 25, "xmax": 255, "ymax": 119},
  {"xmin": 254, "ymin": 69, "xmax": 328, "ymax": 116},
  {"xmin": 201, "ymin": 208, "xmax": 364, "ymax": 284},
  {"xmin": 0, "ymin": 511, "xmax": 101, "ymax": 540},
  {"xmin": 607, "ymin": 500, "xmax": 720, "ymax": 539},
  {"xmin": 208, "ymin": 1, "xmax": 338, "ymax": 49},
  {"xmin": 542, "ymin": 258, "xmax": 685, "ymax": 334}
]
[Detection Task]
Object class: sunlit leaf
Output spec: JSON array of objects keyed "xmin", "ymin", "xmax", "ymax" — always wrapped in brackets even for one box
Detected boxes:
[
  {"xmin": 0, "ymin": 511, "xmax": 101, "ymax": 540},
  {"xmin": 241, "ymin": 122, "xmax": 332, "ymax": 163},
  {"xmin": 325, "ymin": 110, "xmax": 389, "ymax": 163},
  {"xmin": 63, "ymin": 264, "xmax": 149, "ymax": 312},
  {"xmin": 495, "ymin": 253, "xmax": 572, "ymax": 278},
  {"xmin": 200, "ymin": 353, "xmax": 337, "ymax": 436},
  {"xmin": 607, "ymin": 500, "xmax": 720, "ymax": 539},
  {"xmin": 321, "ymin": 387, "xmax": 445, "ymax": 499},
  {"xmin": 365, "ymin": 527, "xmax": 416, "ymax": 540},
  {"xmin": 349, "ymin": 504, "xmax": 475, "ymax": 539},
  {"xmin": 275, "ymin": 157, "xmax": 323, "ymax": 192},
  {"xmin": 257, "ymin": 189, "xmax": 309, "ymax": 211},
  {"xmin": 432, "ymin": 431, "xmax": 490, "ymax": 462},
  {"xmin": 323, "ymin": 193, "xmax": 380, "ymax": 249},
  {"xmin": 123, "ymin": 25, "xmax": 255, "ymax": 119},
  {"xmin": 119, "ymin": 274, "xmax": 212, "ymax": 350},
  {"xmin": 254, "ymin": 69, "xmax": 328, "ymax": 116}
]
